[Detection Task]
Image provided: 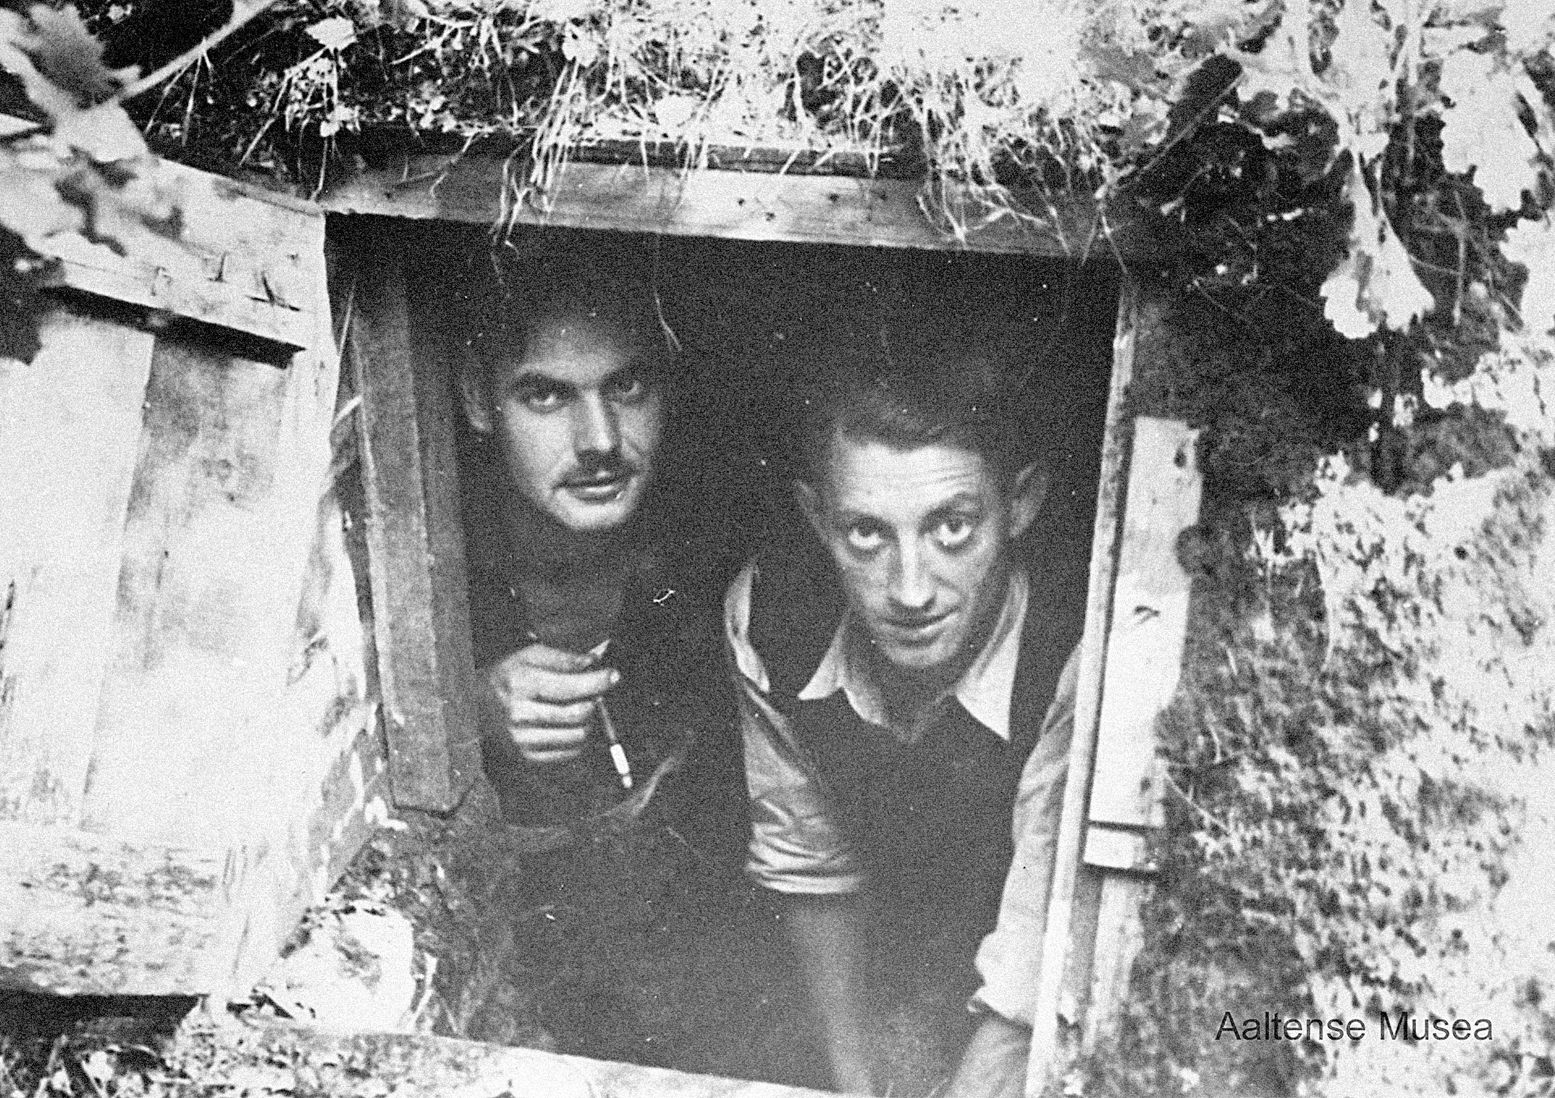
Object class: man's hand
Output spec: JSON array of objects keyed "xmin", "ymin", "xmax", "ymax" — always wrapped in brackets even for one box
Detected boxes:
[{"xmin": 481, "ymin": 644, "xmax": 619, "ymax": 765}]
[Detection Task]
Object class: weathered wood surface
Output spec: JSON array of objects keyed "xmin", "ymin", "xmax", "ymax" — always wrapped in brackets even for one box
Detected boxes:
[
  {"xmin": 0, "ymin": 312, "xmax": 156, "ymax": 827},
  {"xmin": 80, "ymin": 337, "xmax": 295, "ymax": 840},
  {"xmin": 1085, "ymin": 416, "xmax": 1202, "ymax": 861},
  {"xmin": 35, "ymin": 158, "xmax": 324, "ymax": 349},
  {"xmin": 1025, "ymin": 277, "xmax": 1137, "ymax": 1095},
  {"xmin": 0, "ymin": 160, "xmax": 386, "ymax": 995},
  {"xmin": 1078, "ymin": 416, "xmax": 1201, "ymax": 1055},
  {"xmin": 201, "ymin": 1015, "xmax": 834, "ymax": 1098},
  {"xmin": 321, "ymin": 153, "xmax": 1144, "ymax": 258},
  {"xmin": 0, "ymin": 823, "xmax": 226, "ymax": 994},
  {"xmin": 343, "ymin": 225, "xmax": 479, "ymax": 813}
]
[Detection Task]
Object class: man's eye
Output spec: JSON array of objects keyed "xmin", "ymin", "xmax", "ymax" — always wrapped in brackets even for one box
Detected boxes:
[
  {"xmin": 518, "ymin": 386, "xmax": 568, "ymax": 411},
  {"xmin": 934, "ymin": 517, "xmax": 976, "ymax": 550},
  {"xmin": 845, "ymin": 525, "xmax": 885, "ymax": 553},
  {"xmin": 605, "ymin": 374, "xmax": 650, "ymax": 404}
]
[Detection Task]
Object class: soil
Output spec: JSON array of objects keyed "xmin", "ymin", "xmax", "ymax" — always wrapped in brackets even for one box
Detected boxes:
[{"xmin": 332, "ymin": 777, "xmax": 972, "ymax": 1097}]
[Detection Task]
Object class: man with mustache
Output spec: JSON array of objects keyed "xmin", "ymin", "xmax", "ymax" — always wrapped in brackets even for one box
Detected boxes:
[
  {"xmin": 723, "ymin": 333, "xmax": 1077, "ymax": 1094},
  {"xmin": 457, "ymin": 245, "xmax": 739, "ymax": 835}
]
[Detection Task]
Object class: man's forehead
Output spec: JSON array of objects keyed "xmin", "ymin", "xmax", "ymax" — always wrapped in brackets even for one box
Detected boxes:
[
  {"xmin": 822, "ymin": 433, "xmax": 999, "ymax": 513},
  {"xmin": 490, "ymin": 308, "xmax": 663, "ymax": 383}
]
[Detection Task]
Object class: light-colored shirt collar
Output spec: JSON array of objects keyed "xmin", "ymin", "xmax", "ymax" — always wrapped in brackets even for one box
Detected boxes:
[{"xmin": 797, "ymin": 569, "xmax": 1030, "ymax": 741}]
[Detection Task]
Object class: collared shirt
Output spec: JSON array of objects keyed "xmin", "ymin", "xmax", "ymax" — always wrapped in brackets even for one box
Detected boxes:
[
  {"xmin": 725, "ymin": 563, "xmax": 1048, "ymax": 891},
  {"xmin": 791, "ymin": 569, "xmax": 1030, "ymax": 743},
  {"xmin": 723, "ymin": 560, "xmax": 1077, "ymax": 1024}
]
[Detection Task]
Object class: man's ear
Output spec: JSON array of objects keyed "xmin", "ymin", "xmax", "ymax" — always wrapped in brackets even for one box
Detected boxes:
[
  {"xmin": 1008, "ymin": 461, "xmax": 1050, "ymax": 541},
  {"xmin": 794, "ymin": 479, "xmax": 827, "ymax": 542},
  {"xmin": 458, "ymin": 363, "xmax": 495, "ymax": 435}
]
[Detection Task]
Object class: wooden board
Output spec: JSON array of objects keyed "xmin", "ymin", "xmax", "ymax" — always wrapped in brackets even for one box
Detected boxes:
[
  {"xmin": 35, "ymin": 159, "xmax": 323, "ymax": 349},
  {"xmin": 80, "ymin": 337, "xmax": 298, "ymax": 840},
  {"xmin": 0, "ymin": 310, "xmax": 156, "ymax": 827},
  {"xmin": 0, "ymin": 150, "xmax": 387, "ymax": 995},
  {"xmin": 0, "ymin": 822, "xmax": 228, "ymax": 995},
  {"xmin": 1025, "ymin": 276, "xmax": 1139, "ymax": 1094},
  {"xmin": 342, "ymin": 225, "xmax": 480, "ymax": 813},
  {"xmin": 321, "ymin": 154, "xmax": 1145, "ymax": 258},
  {"xmin": 202, "ymin": 1014, "xmax": 835, "ymax": 1098},
  {"xmin": 1086, "ymin": 416, "xmax": 1201, "ymax": 840}
]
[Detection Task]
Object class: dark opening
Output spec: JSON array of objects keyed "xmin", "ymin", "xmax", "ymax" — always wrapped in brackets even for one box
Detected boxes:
[{"xmin": 390, "ymin": 220, "xmax": 1118, "ymax": 1093}]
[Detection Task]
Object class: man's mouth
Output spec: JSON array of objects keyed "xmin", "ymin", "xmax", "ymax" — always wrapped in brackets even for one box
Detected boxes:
[
  {"xmin": 881, "ymin": 610, "xmax": 953, "ymax": 645},
  {"xmin": 561, "ymin": 468, "xmax": 633, "ymax": 502}
]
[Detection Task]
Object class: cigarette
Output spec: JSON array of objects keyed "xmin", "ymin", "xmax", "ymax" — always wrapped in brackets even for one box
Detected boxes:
[{"xmin": 596, "ymin": 697, "xmax": 633, "ymax": 790}]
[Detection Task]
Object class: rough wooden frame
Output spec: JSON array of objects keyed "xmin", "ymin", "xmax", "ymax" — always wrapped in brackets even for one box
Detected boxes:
[
  {"xmin": 1025, "ymin": 275, "xmax": 1139, "ymax": 1094},
  {"xmin": 338, "ymin": 219, "xmax": 481, "ymax": 814},
  {"xmin": 319, "ymin": 152, "xmax": 1146, "ymax": 258}
]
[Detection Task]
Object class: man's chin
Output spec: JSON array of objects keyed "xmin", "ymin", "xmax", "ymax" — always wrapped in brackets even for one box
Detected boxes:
[
  {"xmin": 872, "ymin": 634, "xmax": 962, "ymax": 678},
  {"xmin": 546, "ymin": 486, "xmax": 645, "ymax": 535}
]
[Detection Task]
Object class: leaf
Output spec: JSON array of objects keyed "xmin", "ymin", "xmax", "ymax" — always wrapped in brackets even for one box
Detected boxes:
[
  {"xmin": 1437, "ymin": 49, "xmax": 1542, "ymax": 213},
  {"xmin": 0, "ymin": 10, "xmax": 146, "ymax": 163},
  {"xmin": 1321, "ymin": 164, "xmax": 1435, "ymax": 339},
  {"xmin": 23, "ymin": 5, "xmax": 132, "ymax": 104},
  {"xmin": 1502, "ymin": 217, "xmax": 1555, "ymax": 333},
  {"xmin": 1322, "ymin": 246, "xmax": 1377, "ymax": 338},
  {"xmin": 306, "ymin": 16, "xmax": 357, "ymax": 53}
]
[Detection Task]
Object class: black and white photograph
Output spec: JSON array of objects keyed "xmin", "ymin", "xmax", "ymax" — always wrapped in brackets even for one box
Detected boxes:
[{"xmin": 0, "ymin": 2, "xmax": 1552, "ymax": 1097}]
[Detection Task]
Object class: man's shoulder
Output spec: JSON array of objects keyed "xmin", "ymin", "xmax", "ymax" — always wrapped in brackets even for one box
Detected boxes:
[{"xmin": 722, "ymin": 540, "xmax": 844, "ymax": 699}]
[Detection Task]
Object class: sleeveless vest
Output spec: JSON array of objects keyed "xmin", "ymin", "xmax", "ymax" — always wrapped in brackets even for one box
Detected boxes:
[{"xmin": 746, "ymin": 541, "xmax": 1066, "ymax": 939}]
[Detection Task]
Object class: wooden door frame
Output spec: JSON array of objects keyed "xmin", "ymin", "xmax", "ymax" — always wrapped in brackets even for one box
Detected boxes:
[{"xmin": 322, "ymin": 153, "xmax": 1189, "ymax": 1087}]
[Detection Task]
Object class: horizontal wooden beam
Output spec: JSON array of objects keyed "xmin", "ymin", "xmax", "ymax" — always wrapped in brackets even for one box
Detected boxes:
[
  {"xmin": 319, "ymin": 153, "xmax": 1144, "ymax": 258},
  {"xmin": 206, "ymin": 1015, "xmax": 834, "ymax": 1098}
]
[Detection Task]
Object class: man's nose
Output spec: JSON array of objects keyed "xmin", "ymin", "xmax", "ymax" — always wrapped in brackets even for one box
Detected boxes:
[
  {"xmin": 888, "ymin": 541, "xmax": 935, "ymax": 611},
  {"xmin": 572, "ymin": 394, "xmax": 620, "ymax": 456}
]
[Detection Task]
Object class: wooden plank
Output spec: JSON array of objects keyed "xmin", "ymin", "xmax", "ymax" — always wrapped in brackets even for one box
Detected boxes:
[
  {"xmin": 0, "ymin": 711, "xmax": 381, "ymax": 997},
  {"xmin": 1083, "ymin": 875, "xmax": 1150, "ymax": 1055},
  {"xmin": 0, "ymin": 309, "xmax": 156, "ymax": 826},
  {"xmin": 78, "ymin": 336, "xmax": 300, "ymax": 841},
  {"xmin": 320, "ymin": 154, "xmax": 1145, "ymax": 258},
  {"xmin": 213, "ymin": 481, "xmax": 387, "ymax": 998},
  {"xmin": 1074, "ymin": 417, "xmax": 1201, "ymax": 1053},
  {"xmin": 1081, "ymin": 823, "xmax": 1152, "ymax": 873},
  {"xmin": 34, "ymin": 160, "xmax": 324, "ymax": 349},
  {"xmin": 200, "ymin": 1014, "xmax": 836, "ymax": 1098},
  {"xmin": 0, "ymin": 822, "xmax": 227, "ymax": 995},
  {"xmin": 1025, "ymin": 276, "xmax": 1137, "ymax": 1096},
  {"xmin": 1086, "ymin": 416, "xmax": 1201, "ymax": 833},
  {"xmin": 343, "ymin": 226, "xmax": 479, "ymax": 813}
]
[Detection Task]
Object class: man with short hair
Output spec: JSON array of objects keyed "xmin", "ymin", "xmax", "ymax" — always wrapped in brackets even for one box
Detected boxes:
[
  {"xmin": 454, "ymin": 240, "xmax": 749, "ymax": 1060},
  {"xmin": 723, "ymin": 333, "xmax": 1077, "ymax": 1094}
]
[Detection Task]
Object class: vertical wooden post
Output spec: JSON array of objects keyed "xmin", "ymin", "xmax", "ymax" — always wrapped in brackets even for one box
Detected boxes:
[
  {"xmin": 1082, "ymin": 417, "xmax": 1201, "ymax": 1052},
  {"xmin": 1025, "ymin": 276, "xmax": 1138, "ymax": 1095},
  {"xmin": 341, "ymin": 219, "xmax": 480, "ymax": 813}
]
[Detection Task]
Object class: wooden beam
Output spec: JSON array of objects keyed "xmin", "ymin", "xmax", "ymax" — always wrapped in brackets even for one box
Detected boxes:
[
  {"xmin": 0, "ymin": 824, "xmax": 227, "ymax": 995},
  {"xmin": 342, "ymin": 224, "xmax": 480, "ymax": 813},
  {"xmin": 200, "ymin": 1014, "xmax": 835, "ymax": 1098},
  {"xmin": 36, "ymin": 160, "xmax": 322, "ymax": 349},
  {"xmin": 1080, "ymin": 416, "xmax": 1201, "ymax": 1054},
  {"xmin": 1025, "ymin": 276, "xmax": 1137, "ymax": 1095},
  {"xmin": 319, "ymin": 153, "xmax": 1144, "ymax": 258},
  {"xmin": 1086, "ymin": 416, "xmax": 1201, "ymax": 836}
]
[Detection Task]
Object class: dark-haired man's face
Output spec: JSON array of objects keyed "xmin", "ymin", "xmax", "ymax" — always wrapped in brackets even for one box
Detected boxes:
[
  {"xmin": 797, "ymin": 432, "xmax": 1046, "ymax": 686},
  {"xmin": 462, "ymin": 309, "xmax": 665, "ymax": 536}
]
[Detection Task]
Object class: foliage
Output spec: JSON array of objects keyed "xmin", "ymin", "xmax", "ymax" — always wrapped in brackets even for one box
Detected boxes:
[
  {"xmin": 1078, "ymin": 219, "xmax": 1555, "ymax": 1098},
  {"xmin": 0, "ymin": 2, "xmax": 181, "ymax": 364},
  {"xmin": 64, "ymin": 0, "xmax": 1552, "ymax": 328}
]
